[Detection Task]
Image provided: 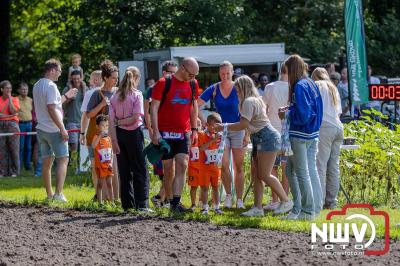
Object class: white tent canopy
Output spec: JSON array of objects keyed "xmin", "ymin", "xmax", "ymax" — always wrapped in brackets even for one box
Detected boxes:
[{"xmin": 133, "ymin": 43, "xmax": 288, "ymax": 66}]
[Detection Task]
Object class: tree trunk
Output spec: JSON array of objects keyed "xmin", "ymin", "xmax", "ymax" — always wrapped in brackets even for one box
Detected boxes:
[{"xmin": 0, "ymin": 0, "xmax": 11, "ymax": 81}]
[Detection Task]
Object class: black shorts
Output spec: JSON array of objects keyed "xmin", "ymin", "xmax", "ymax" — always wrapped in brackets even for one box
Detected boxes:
[{"xmin": 161, "ymin": 132, "xmax": 190, "ymax": 160}]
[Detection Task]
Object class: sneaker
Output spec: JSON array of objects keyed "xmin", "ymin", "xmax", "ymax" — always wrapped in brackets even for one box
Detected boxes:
[
  {"xmin": 170, "ymin": 203, "xmax": 193, "ymax": 214},
  {"xmin": 200, "ymin": 208, "xmax": 209, "ymax": 215},
  {"xmin": 53, "ymin": 193, "xmax": 68, "ymax": 203},
  {"xmin": 263, "ymin": 201, "xmax": 280, "ymax": 211},
  {"xmin": 280, "ymin": 211, "xmax": 299, "ymax": 220},
  {"xmin": 151, "ymin": 195, "xmax": 161, "ymax": 207},
  {"xmin": 45, "ymin": 194, "xmax": 54, "ymax": 202},
  {"xmin": 138, "ymin": 208, "xmax": 155, "ymax": 214},
  {"xmin": 214, "ymin": 208, "xmax": 224, "ymax": 215},
  {"xmin": 224, "ymin": 194, "xmax": 232, "ymax": 208},
  {"xmin": 241, "ymin": 207, "xmax": 264, "ymax": 217},
  {"xmin": 162, "ymin": 202, "xmax": 170, "ymax": 209},
  {"xmin": 273, "ymin": 200, "xmax": 293, "ymax": 215},
  {"xmin": 296, "ymin": 212, "xmax": 315, "ymax": 221},
  {"xmin": 236, "ymin": 199, "xmax": 245, "ymax": 209}
]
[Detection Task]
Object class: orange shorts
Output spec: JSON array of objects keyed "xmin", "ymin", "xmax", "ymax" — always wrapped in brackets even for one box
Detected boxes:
[
  {"xmin": 95, "ymin": 166, "xmax": 113, "ymax": 179},
  {"xmin": 199, "ymin": 168, "xmax": 220, "ymax": 187},
  {"xmin": 187, "ymin": 165, "xmax": 200, "ymax": 187}
]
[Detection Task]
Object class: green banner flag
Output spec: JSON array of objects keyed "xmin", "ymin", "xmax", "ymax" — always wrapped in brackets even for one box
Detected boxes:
[{"xmin": 344, "ymin": 0, "xmax": 369, "ymax": 104}]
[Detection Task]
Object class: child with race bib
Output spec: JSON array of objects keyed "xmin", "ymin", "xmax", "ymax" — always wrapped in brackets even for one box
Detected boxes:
[
  {"xmin": 92, "ymin": 114, "xmax": 114, "ymax": 203},
  {"xmin": 198, "ymin": 113, "xmax": 224, "ymax": 215}
]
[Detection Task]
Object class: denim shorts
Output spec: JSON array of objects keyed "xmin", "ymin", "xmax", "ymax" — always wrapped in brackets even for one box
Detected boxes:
[
  {"xmin": 66, "ymin": 122, "xmax": 80, "ymax": 144},
  {"xmin": 251, "ymin": 125, "xmax": 281, "ymax": 153},
  {"xmin": 37, "ymin": 129, "xmax": 69, "ymax": 159},
  {"xmin": 225, "ymin": 130, "xmax": 245, "ymax": 148}
]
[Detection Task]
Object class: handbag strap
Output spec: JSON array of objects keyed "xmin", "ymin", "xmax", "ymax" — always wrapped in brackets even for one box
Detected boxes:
[{"xmin": 98, "ymin": 90, "xmax": 108, "ymax": 114}]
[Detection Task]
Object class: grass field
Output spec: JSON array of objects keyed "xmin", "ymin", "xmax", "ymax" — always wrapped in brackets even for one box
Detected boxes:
[{"xmin": 0, "ymin": 169, "xmax": 399, "ymax": 240}]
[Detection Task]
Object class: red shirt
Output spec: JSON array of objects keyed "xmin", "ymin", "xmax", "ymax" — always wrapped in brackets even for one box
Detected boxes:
[{"xmin": 151, "ymin": 75, "xmax": 199, "ymax": 133}]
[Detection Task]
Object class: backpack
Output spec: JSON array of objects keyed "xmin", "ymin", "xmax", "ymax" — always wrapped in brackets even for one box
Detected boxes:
[{"xmin": 159, "ymin": 76, "xmax": 196, "ymax": 110}]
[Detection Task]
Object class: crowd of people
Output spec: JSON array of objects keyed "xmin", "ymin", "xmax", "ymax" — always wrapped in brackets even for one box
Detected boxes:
[{"xmin": 0, "ymin": 52, "xmax": 382, "ymax": 220}]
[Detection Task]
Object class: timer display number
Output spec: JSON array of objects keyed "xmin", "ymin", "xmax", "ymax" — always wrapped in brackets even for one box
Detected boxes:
[{"xmin": 369, "ymin": 84, "xmax": 400, "ymax": 101}]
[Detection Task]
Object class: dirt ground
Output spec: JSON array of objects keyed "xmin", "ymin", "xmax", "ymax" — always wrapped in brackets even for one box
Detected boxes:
[{"xmin": 0, "ymin": 202, "xmax": 398, "ymax": 266}]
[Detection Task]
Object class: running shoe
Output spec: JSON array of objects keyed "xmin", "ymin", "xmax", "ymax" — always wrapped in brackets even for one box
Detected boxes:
[
  {"xmin": 236, "ymin": 199, "xmax": 245, "ymax": 209},
  {"xmin": 273, "ymin": 200, "xmax": 293, "ymax": 215},
  {"xmin": 224, "ymin": 194, "xmax": 233, "ymax": 208},
  {"xmin": 241, "ymin": 207, "xmax": 264, "ymax": 217},
  {"xmin": 263, "ymin": 201, "xmax": 280, "ymax": 211},
  {"xmin": 53, "ymin": 193, "xmax": 68, "ymax": 203}
]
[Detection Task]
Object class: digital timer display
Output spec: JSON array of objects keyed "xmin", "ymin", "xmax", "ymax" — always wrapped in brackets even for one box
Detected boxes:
[{"xmin": 369, "ymin": 84, "xmax": 400, "ymax": 101}]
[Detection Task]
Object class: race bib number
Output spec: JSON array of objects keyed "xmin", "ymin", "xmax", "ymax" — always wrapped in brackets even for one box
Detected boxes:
[
  {"xmin": 162, "ymin": 132, "xmax": 184, "ymax": 140},
  {"xmin": 204, "ymin": 149, "xmax": 218, "ymax": 164},
  {"xmin": 190, "ymin": 147, "xmax": 199, "ymax": 161},
  {"xmin": 98, "ymin": 148, "xmax": 112, "ymax": 163}
]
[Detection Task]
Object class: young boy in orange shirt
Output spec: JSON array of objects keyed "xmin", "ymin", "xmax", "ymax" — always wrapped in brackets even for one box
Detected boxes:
[
  {"xmin": 92, "ymin": 114, "xmax": 114, "ymax": 203},
  {"xmin": 198, "ymin": 113, "xmax": 224, "ymax": 215}
]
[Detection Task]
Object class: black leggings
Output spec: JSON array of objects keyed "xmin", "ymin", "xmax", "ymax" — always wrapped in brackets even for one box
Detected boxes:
[{"xmin": 116, "ymin": 127, "xmax": 149, "ymax": 210}]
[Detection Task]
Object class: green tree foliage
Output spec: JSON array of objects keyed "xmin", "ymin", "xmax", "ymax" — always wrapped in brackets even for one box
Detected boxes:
[
  {"xmin": 364, "ymin": 2, "xmax": 400, "ymax": 76},
  {"xmin": 7, "ymin": 0, "xmax": 400, "ymax": 87},
  {"xmin": 0, "ymin": 0, "xmax": 11, "ymax": 81},
  {"xmin": 9, "ymin": 0, "xmax": 246, "ymax": 86},
  {"xmin": 243, "ymin": 0, "xmax": 345, "ymax": 64},
  {"xmin": 10, "ymin": 0, "xmax": 80, "ymax": 85}
]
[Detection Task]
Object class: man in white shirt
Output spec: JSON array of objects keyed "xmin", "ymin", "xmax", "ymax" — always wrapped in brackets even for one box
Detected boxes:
[
  {"xmin": 261, "ymin": 64, "xmax": 290, "ymax": 210},
  {"xmin": 33, "ymin": 58, "xmax": 77, "ymax": 202}
]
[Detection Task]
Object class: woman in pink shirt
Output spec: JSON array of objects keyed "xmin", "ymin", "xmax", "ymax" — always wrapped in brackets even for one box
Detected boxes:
[{"xmin": 109, "ymin": 66, "xmax": 149, "ymax": 211}]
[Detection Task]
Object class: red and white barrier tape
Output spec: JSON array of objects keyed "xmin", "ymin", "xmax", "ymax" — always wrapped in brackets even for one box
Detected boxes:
[{"xmin": 0, "ymin": 129, "xmax": 80, "ymax": 137}]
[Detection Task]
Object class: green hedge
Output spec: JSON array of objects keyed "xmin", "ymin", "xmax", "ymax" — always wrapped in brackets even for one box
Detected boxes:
[{"xmin": 339, "ymin": 110, "xmax": 400, "ymax": 207}]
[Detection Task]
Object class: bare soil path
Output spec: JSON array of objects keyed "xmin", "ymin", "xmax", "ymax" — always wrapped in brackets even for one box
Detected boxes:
[{"xmin": 0, "ymin": 203, "xmax": 398, "ymax": 265}]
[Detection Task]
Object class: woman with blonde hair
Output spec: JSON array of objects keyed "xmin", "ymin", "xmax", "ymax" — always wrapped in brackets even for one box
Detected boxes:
[
  {"xmin": 109, "ymin": 66, "xmax": 150, "ymax": 211},
  {"xmin": 280, "ymin": 55, "xmax": 323, "ymax": 221},
  {"xmin": 311, "ymin": 67, "xmax": 343, "ymax": 209},
  {"xmin": 215, "ymin": 75, "xmax": 293, "ymax": 217},
  {"xmin": 198, "ymin": 61, "xmax": 247, "ymax": 209}
]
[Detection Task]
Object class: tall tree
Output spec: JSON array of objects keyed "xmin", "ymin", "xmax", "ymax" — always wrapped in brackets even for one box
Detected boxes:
[{"xmin": 0, "ymin": 0, "xmax": 11, "ymax": 81}]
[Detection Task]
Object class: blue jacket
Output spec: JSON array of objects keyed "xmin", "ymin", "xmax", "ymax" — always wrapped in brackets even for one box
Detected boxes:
[{"xmin": 289, "ymin": 78, "xmax": 323, "ymax": 140}]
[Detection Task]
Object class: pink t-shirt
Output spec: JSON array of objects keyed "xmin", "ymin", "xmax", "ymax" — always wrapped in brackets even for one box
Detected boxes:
[{"xmin": 109, "ymin": 90, "xmax": 144, "ymax": 131}]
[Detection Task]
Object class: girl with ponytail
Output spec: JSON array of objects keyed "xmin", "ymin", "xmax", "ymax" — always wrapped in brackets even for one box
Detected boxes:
[
  {"xmin": 311, "ymin": 67, "xmax": 344, "ymax": 210},
  {"xmin": 109, "ymin": 66, "xmax": 150, "ymax": 211}
]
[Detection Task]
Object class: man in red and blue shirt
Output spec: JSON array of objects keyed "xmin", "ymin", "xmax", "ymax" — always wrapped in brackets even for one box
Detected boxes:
[{"xmin": 151, "ymin": 57, "xmax": 200, "ymax": 213}]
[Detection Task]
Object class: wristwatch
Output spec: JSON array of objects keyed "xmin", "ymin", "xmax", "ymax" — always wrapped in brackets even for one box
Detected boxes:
[
  {"xmin": 80, "ymin": 132, "xmax": 85, "ymax": 135},
  {"xmin": 191, "ymin": 127, "xmax": 198, "ymax": 131}
]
